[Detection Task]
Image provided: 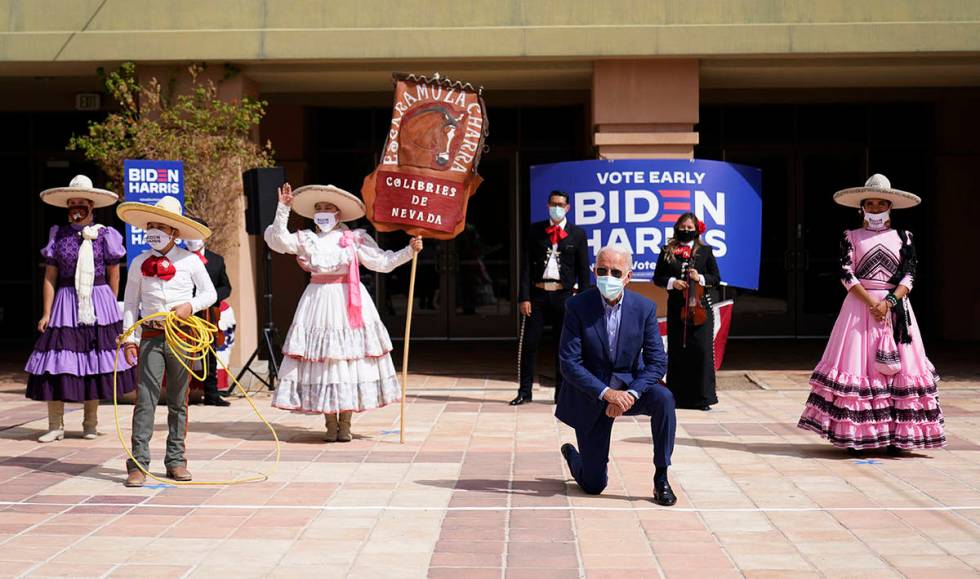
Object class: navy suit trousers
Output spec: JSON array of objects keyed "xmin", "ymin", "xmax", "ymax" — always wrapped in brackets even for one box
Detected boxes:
[{"xmin": 565, "ymin": 384, "xmax": 676, "ymax": 495}]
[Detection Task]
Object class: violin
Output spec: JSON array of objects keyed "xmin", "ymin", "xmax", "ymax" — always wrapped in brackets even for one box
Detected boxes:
[{"xmin": 680, "ymin": 261, "xmax": 708, "ymax": 327}]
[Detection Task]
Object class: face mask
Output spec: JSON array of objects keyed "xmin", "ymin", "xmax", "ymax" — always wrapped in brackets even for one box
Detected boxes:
[
  {"xmin": 146, "ymin": 228, "xmax": 172, "ymax": 252},
  {"xmin": 549, "ymin": 206, "xmax": 567, "ymax": 223},
  {"xmin": 865, "ymin": 210, "xmax": 890, "ymax": 231},
  {"xmin": 68, "ymin": 205, "xmax": 90, "ymax": 223},
  {"xmin": 596, "ymin": 275, "xmax": 625, "ymax": 301},
  {"xmin": 675, "ymin": 229, "xmax": 697, "ymax": 243},
  {"xmin": 314, "ymin": 212, "xmax": 338, "ymax": 232},
  {"xmin": 184, "ymin": 239, "xmax": 205, "ymax": 252}
]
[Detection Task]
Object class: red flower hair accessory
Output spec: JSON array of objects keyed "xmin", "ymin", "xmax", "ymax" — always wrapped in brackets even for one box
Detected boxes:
[{"xmin": 697, "ymin": 220, "xmax": 707, "ymax": 235}]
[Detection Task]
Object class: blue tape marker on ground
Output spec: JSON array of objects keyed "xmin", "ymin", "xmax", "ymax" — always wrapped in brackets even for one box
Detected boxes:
[
  {"xmin": 144, "ymin": 483, "xmax": 176, "ymax": 489},
  {"xmin": 382, "ymin": 429, "xmax": 400, "ymax": 435},
  {"xmin": 854, "ymin": 459, "xmax": 882, "ymax": 465}
]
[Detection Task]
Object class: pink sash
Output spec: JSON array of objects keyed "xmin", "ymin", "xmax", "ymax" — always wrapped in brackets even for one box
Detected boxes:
[{"xmin": 339, "ymin": 231, "xmax": 364, "ymax": 328}]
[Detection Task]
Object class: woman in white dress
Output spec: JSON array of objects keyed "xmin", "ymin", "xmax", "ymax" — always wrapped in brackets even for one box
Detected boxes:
[{"xmin": 265, "ymin": 183, "xmax": 422, "ymax": 442}]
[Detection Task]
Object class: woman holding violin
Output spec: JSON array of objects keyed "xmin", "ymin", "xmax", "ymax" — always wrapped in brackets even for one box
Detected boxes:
[{"xmin": 653, "ymin": 213, "xmax": 721, "ymax": 411}]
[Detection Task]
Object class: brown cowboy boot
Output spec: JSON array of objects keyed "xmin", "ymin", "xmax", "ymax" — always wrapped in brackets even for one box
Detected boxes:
[
  {"xmin": 124, "ymin": 469, "xmax": 146, "ymax": 488},
  {"xmin": 166, "ymin": 465, "xmax": 193, "ymax": 482}
]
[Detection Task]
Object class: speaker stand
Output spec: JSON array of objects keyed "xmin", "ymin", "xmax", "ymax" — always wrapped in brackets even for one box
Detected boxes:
[
  {"xmin": 236, "ymin": 323, "xmax": 279, "ymax": 391},
  {"xmin": 234, "ymin": 246, "xmax": 280, "ymax": 391}
]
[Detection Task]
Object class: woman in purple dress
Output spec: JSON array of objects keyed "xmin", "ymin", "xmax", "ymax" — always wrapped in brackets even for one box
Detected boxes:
[{"xmin": 25, "ymin": 176, "xmax": 137, "ymax": 442}]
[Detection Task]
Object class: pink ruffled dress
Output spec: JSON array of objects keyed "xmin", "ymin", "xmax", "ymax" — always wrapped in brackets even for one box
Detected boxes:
[{"xmin": 797, "ymin": 227, "xmax": 945, "ymax": 450}]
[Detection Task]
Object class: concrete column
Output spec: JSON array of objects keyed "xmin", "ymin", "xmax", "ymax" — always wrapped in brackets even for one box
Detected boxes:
[
  {"xmin": 136, "ymin": 65, "xmax": 260, "ymax": 368},
  {"xmin": 591, "ymin": 59, "xmax": 700, "ymax": 308},
  {"xmin": 592, "ymin": 60, "xmax": 700, "ymax": 159}
]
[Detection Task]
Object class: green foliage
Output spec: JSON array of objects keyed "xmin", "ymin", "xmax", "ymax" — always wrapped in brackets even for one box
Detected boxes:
[{"xmin": 69, "ymin": 62, "xmax": 274, "ymax": 253}]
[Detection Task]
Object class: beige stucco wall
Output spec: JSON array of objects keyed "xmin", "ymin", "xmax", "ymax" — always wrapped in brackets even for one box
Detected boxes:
[{"xmin": 0, "ymin": 0, "xmax": 978, "ymax": 62}]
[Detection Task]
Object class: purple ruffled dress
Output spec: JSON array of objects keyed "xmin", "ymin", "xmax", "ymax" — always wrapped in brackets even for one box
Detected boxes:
[{"xmin": 24, "ymin": 224, "xmax": 137, "ymax": 401}]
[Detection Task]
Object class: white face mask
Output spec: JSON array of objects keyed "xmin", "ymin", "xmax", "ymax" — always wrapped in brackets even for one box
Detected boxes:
[
  {"xmin": 865, "ymin": 210, "xmax": 890, "ymax": 231},
  {"xmin": 314, "ymin": 212, "xmax": 338, "ymax": 232},
  {"xmin": 184, "ymin": 239, "xmax": 205, "ymax": 252},
  {"xmin": 146, "ymin": 228, "xmax": 172, "ymax": 252}
]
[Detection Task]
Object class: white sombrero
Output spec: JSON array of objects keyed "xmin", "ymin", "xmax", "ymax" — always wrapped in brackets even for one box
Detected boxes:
[
  {"xmin": 116, "ymin": 195, "xmax": 212, "ymax": 240},
  {"xmin": 39, "ymin": 175, "xmax": 118, "ymax": 208},
  {"xmin": 291, "ymin": 184, "xmax": 366, "ymax": 222},
  {"xmin": 833, "ymin": 174, "xmax": 922, "ymax": 210}
]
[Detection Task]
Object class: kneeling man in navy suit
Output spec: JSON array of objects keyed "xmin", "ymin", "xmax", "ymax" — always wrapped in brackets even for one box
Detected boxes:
[{"xmin": 556, "ymin": 244, "xmax": 677, "ymax": 506}]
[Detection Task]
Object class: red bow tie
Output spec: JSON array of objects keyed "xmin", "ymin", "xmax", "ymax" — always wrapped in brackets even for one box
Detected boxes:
[
  {"xmin": 141, "ymin": 255, "xmax": 177, "ymax": 281},
  {"xmin": 545, "ymin": 224, "xmax": 568, "ymax": 245},
  {"xmin": 195, "ymin": 250, "xmax": 208, "ymax": 265}
]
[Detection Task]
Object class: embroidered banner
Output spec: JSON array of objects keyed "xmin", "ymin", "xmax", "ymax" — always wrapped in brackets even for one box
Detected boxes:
[{"xmin": 362, "ymin": 73, "xmax": 488, "ymax": 239}]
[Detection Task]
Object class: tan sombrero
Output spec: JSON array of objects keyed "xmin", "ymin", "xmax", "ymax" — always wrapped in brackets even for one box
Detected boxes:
[
  {"xmin": 833, "ymin": 174, "xmax": 921, "ymax": 210},
  {"xmin": 39, "ymin": 175, "xmax": 118, "ymax": 208},
  {"xmin": 116, "ymin": 195, "xmax": 212, "ymax": 240},
  {"xmin": 291, "ymin": 184, "xmax": 366, "ymax": 222}
]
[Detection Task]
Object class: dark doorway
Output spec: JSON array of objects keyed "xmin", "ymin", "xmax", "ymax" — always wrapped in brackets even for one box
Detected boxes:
[
  {"xmin": 4, "ymin": 111, "xmax": 113, "ymax": 346},
  {"xmin": 697, "ymin": 102, "xmax": 935, "ymax": 338}
]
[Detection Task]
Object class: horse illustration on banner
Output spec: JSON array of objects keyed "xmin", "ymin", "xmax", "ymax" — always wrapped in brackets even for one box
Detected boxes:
[{"xmin": 399, "ymin": 103, "xmax": 466, "ymax": 170}]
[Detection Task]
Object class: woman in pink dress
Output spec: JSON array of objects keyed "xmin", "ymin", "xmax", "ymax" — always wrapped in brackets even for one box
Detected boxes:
[{"xmin": 798, "ymin": 174, "xmax": 945, "ymax": 454}]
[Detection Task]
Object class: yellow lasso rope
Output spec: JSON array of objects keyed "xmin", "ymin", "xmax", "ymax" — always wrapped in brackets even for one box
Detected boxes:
[{"xmin": 113, "ymin": 311, "xmax": 280, "ymax": 486}]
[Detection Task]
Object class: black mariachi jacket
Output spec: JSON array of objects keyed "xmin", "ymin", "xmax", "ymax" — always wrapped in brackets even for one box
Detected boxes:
[
  {"xmin": 202, "ymin": 249, "xmax": 232, "ymax": 303},
  {"xmin": 519, "ymin": 220, "xmax": 591, "ymax": 301},
  {"xmin": 652, "ymin": 243, "xmax": 721, "ymax": 319}
]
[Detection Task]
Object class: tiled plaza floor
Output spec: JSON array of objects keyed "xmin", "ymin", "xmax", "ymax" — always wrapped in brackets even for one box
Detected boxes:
[{"xmin": 1, "ymin": 361, "xmax": 979, "ymax": 578}]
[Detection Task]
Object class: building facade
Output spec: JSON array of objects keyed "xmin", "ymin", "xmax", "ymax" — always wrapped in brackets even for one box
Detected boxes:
[{"xmin": 3, "ymin": 1, "xmax": 979, "ymax": 364}]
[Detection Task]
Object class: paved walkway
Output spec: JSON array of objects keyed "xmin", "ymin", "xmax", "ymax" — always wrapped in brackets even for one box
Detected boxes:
[{"xmin": 1, "ymin": 368, "xmax": 979, "ymax": 578}]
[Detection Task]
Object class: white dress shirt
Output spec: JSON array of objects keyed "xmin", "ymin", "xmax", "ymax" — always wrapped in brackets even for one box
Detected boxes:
[
  {"xmin": 667, "ymin": 241, "xmax": 706, "ymax": 290},
  {"xmin": 542, "ymin": 218, "xmax": 566, "ymax": 281},
  {"xmin": 122, "ymin": 245, "xmax": 217, "ymax": 343}
]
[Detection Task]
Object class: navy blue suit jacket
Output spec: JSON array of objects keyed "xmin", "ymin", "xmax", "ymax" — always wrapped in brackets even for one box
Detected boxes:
[{"xmin": 555, "ymin": 288, "xmax": 668, "ymax": 432}]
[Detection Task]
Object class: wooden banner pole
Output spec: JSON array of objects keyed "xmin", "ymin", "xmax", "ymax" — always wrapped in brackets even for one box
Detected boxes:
[{"xmin": 400, "ymin": 249, "xmax": 419, "ymax": 445}]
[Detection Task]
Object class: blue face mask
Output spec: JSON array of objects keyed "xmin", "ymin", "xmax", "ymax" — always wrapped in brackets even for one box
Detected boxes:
[
  {"xmin": 549, "ymin": 206, "xmax": 566, "ymax": 223},
  {"xmin": 596, "ymin": 275, "xmax": 625, "ymax": 301}
]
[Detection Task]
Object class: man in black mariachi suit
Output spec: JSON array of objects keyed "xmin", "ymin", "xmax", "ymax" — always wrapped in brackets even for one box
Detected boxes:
[
  {"xmin": 186, "ymin": 218, "xmax": 233, "ymax": 406},
  {"xmin": 512, "ymin": 190, "xmax": 591, "ymax": 405}
]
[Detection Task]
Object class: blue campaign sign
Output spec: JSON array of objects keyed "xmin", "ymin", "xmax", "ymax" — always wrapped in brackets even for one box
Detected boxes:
[
  {"xmin": 530, "ymin": 159, "xmax": 762, "ymax": 290},
  {"xmin": 123, "ymin": 159, "xmax": 184, "ymax": 266}
]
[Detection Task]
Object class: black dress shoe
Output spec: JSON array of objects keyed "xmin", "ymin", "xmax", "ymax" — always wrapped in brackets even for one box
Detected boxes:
[
  {"xmin": 700, "ymin": 405, "xmax": 712, "ymax": 411},
  {"xmin": 653, "ymin": 479, "xmax": 677, "ymax": 506},
  {"xmin": 885, "ymin": 445, "xmax": 903, "ymax": 457},
  {"xmin": 509, "ymin": 394, "xmax": 532, "ymax": 406},
  {"xmin": 560, "ymin": 443, "xmax": 577, "ymax": 466},
  {"xmin": 204, "ymin": 397, "xmax": 231, "ymax": 407}
]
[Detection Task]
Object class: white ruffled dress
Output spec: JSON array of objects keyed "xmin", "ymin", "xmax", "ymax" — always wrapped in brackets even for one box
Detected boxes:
[{"xmin": 264, "ymin": 202, "xmax": 413, "ymax": 414}]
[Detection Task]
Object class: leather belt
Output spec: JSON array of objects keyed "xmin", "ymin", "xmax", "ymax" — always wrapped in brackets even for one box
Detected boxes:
[{"xmin": 534, "ymin": 281, "xmax": 565, "ymax": 291}]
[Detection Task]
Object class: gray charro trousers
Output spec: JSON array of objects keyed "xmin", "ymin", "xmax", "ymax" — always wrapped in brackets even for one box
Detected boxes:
[{"xmin": 127, "ymin": 336, "xmax": 189, "ymax": 472}]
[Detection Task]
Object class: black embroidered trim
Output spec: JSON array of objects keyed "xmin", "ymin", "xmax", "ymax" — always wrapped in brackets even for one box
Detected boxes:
[
  {"xmin": 875, "ymin": 350, "xmax": 901, "ymax": 364},
  {"xmin": 798, "ymin": 417, "xmax": 947, "ymax": 449},
  {"xmin": 803, "ymin": 393, "xmax": 943, "ymax": 424},
  {"xmin": 855, "ymin": 243, "xmax": 901, "ymax": 280},
  {"xmin": 839, "ymin": 231, "xmax": 855, "ymax": 283},
  {"xmin": 887, "ymin": 229, "xmax": 917, "ymax": 288},
  {"xmin": 809, "ymin": 371, "xmax": 939, "ymax": 398}
]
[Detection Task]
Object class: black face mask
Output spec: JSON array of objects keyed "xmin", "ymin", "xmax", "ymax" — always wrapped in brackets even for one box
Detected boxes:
[{"xmin": 675, "ymin": 229, "xmax": 697, "ymax": 243}]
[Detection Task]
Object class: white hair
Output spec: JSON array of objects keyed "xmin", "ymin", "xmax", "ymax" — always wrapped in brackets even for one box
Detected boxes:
[{"xmin": 596, "ymin": 244, "xmax": 633, "ymax": 270}]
